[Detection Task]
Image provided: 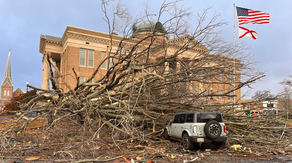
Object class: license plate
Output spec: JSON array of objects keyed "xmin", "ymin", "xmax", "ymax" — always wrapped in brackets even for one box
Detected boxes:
[{"xmin": 197, "ymin": 138, "xmax": 204, "ymax": 142}]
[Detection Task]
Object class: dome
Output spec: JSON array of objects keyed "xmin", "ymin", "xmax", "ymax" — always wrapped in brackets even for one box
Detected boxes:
[{"xmin": 132, "ymin": 21, "xmax": 167, "ymax": 34}]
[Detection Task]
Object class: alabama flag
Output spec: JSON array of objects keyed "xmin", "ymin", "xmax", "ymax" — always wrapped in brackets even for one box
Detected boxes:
[{"xmin": 238, "ymin": 26, "xmax": 258, "ymax": 40}]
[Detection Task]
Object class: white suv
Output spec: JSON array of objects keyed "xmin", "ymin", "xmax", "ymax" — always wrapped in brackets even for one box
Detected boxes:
[{"xmin": 164, "ymin": 112, "xmax": 227, "ymax": 150}]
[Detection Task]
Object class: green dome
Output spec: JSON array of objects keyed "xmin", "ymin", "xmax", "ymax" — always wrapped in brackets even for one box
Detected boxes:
[{"xmin": 132, "ymin": 21, "xmax": 167, "ymax": 34}]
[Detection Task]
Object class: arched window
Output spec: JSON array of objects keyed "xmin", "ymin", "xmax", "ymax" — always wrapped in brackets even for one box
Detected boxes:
[
  {"xmin": 7, "ymin": 90, "xmax": 9, "ymax": 96},
  {"xmin": 4, "ymin": 90, "xmax": 6, "ymax": 96}
]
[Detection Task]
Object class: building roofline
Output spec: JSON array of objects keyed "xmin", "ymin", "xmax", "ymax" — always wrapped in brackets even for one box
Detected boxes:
[{"xmin": 61, "ymin": 25, "xmax": 125, "ymax": 42}]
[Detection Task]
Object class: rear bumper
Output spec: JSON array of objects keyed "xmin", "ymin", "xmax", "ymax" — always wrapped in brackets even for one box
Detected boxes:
[{"xmin": 188, "ymin": 136, "xmax": 227, "ymax": 143}]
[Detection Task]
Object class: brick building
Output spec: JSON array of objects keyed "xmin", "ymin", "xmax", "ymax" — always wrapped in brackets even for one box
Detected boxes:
[{"xmin": 39, "ymin": 23, "xmax": 241, "ymax": 104}]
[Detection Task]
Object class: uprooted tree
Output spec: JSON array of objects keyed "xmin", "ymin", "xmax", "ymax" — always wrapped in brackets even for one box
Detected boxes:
[{"xmin": 2, "ymin": 0, "xmax": 288, "ymax": 161}]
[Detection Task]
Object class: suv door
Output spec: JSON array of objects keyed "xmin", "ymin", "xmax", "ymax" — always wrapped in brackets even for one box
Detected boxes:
[
  {"xmin": 174, "ymin": 114, "xmax": 186, "ymax": 138},
  {"xmin": 184, "ymin": 113, "xmax": 195, "ymax": 136},
  {"xmin": 169, "ymin": 114, "xmax": 179, "ymax": 137}
]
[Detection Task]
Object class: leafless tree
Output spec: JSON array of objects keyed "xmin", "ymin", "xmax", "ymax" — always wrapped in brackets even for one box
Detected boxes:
[
  {"xmin": 251, "ymin": 90, "xmax": 275, "ymax": 101},
  {"xmin": 278, "ymin": 75, "xmax": 292, "ymax": 118}
]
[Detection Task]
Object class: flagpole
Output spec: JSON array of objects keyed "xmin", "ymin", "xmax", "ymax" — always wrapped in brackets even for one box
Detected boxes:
[{"xmin": 233, "ymin": 4, "xmax": 236, "ymax": 104}]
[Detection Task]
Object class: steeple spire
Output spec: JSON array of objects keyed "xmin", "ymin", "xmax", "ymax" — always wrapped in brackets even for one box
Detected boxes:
[{"xmin": 1, "ymin": 50, "xmax": 13, "ymax": 86}]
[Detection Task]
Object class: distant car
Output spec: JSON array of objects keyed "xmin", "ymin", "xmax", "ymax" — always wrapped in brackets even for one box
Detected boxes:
[{"xmin": 163, "ymin": 112, "xmax": 228, "ymax": 150}]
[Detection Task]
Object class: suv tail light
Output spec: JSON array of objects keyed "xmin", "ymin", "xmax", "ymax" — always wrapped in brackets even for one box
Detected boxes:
[{"xmin": 224, "ymin": 125, "xmax": 227, "ymax": 133}]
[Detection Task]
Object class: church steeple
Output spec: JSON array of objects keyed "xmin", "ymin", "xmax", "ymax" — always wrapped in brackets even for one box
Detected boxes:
[{"xmin": 1, "ymin": 50, "xmax": 13, "ymax": 86}]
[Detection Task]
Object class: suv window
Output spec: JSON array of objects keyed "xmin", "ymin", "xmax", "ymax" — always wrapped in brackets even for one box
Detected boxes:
[
  {"xmin": 173, "ymin": 115, "xmax": 179, "ymax": 123},
  {"xmin": 197, "ymin": 113, "xmax": 222, "ymax": 123},
  {"xmin": 186, "ymin": 114, "xmax": 194, "ymax": 123},
  {"xmin": 178, "ymin": 114, "xmax": 186, "ymax": 123}
]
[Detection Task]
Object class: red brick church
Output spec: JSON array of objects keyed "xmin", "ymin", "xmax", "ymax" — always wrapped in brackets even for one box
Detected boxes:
[{"xmin": 0, "ymin": 50, "xmax": 24, "ymax": 110}]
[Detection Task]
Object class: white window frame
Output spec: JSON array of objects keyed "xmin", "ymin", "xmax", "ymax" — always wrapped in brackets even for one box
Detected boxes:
[
  {"xmin": 101, "ymin": 52, "xmax": 107, "ymax": 69},
  {"xmin": 88, "ymin": 50, "xmax": 94, "ymax": 67},
  {"xmin": 4, "ymin": 90, "xmax": 6, "ymax": 96},
  {"xmin": 79, "ymin": 49, "xmax": 86, "ymax": 67},
  {"xmin": 7, "ymin": 90, "xmax": 9, "ymax": 96}
]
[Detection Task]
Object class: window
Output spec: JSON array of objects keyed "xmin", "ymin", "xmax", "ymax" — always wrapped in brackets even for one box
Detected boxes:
[
  {"xmin": 209, "ymin": 89, "xmax": 213, "ymax": 99},
  {"xmin": 79, "ymin": 49, "xmax": 86, "ymax": 66},
  {"xmin": 208, "ymin": 70, "xmax": 212, "ymax": 81},
  {"xmin": 79, "ymin": 77, "xmax": 85, "ymax": 85},
  {"xmin": 4, "ymin": 90, "xmax": 6, "ymax": 96},
  {"xmin": 267, "ymin": 104, "xmax": 274, "ymax": 108},
  {"xmin": 221, "ymin": 90, "xmax": 224, "ymax": 100},
  {"xmin": 204, "ymin": 89, "xmax": 207, "ymax": 99},
  {"xmin": 87, "ymin": 77, "xmax": 93, "ymax": 83},
  {"xmin": 173, "ymin": 115, "xmax": 179, "ymax": 123},
  {"xmin": 109, "ymin": 53, "xmax": 115, "ymax": 68},
  {"xmin": 205, "ymin": 71, "xmax": 207, "ymax": 82},
  {"xmin": 221, "ymin": 72, "xmax": 224, "ymax": 82},
  {"xmin": 178, "ymin": 114, "xmax": 186, "ymax": 123},
  {"xmin": 228, "ymin": 93, "xmax": 231, "ymax": 100},
  {"xmin": 217, "ymin": 70, "xmax": 220, "ymax": 82},
  {"xmin": 88, "ymin": 50, "xmax": 94, "ymax": 67},
  {"xmin": 101, "ymin": 52, "xmax": 107, "ymax": 69},
  {"xmin": 7, "ymin": 90, "xmax": 9, "ymax": 96},
  {"xmin": 169, "ymin": 62, "xmax": 176, "ymax": 72},
  {"xmin": 186, "ymin": 114, "xmax": 194, "ymax": 123},
  {"xmin": 197, "ymin": 113, "xmax": 223, "ymax": 123},
  {"xmin": 217, "ymin": 90, "xmax": 219, "ymax": 100},
  {"xmin": 196, "ymin": 88, "xmax": 199, "ymax": 94},
  {"xmin": 232, "ymin": 91, "xmax": 235, "ymax": 101}
]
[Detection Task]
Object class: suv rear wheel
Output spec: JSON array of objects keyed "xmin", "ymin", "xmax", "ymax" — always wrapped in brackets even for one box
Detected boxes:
[
  {"xmin": 204, "ymin": 120, "xmax": 222, "ymax": 139},
  {"xmin": 182, "ymin": 133, "xmax": 193, "ymax": 150}
]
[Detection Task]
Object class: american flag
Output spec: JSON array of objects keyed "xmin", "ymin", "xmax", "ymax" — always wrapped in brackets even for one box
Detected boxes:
[{"xmin": 236, "ymin": 6, "xmax": 270, "ymax": 25}]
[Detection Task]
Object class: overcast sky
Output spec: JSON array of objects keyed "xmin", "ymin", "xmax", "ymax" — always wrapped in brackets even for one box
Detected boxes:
[{"xmin": 0, "ymin": 0, "xmax": 291, "ymax": 99}]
